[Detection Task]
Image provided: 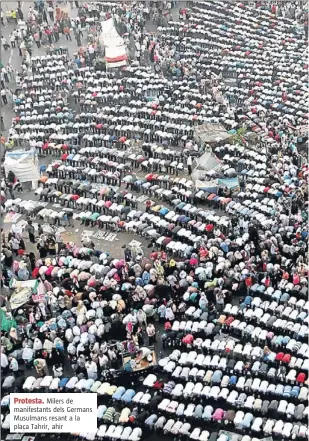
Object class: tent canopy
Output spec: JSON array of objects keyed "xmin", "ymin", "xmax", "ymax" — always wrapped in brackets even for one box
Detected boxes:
[
  {"xmin": 192, "ymin": 151, "xmax": 222, "ymax": 183},
  {"xmin": 4, "ymin": 149, "xmax": 40, "ymax": 183}
]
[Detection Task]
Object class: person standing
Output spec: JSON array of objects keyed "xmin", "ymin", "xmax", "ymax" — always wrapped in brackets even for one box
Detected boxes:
[
  {"xmin": 11, "ymin": 9, "xmax": 17, "ymax": 24},
  {"xmin": 107, "ymin": 346, "xmax": 118, "ymax": 368},
  {"xmin": 8, "ymin": 356, "xmax": 19, "ymax": 376},
  {"xmin": 187, "ymin": 155, "xmax": 193, "ymax": 175},
  {"xmin": 47, "ymin": 4, "xmax": 54, "ymax": 21},
  {"xmin": 1, "ymin": 228, "xmax": 5, "ymax": 245},
  {"xmin": 53, "ymin": 23, "xmax": 60, "ymax": 42},
  {"xmin": 1, "ymin": 351, "xmax": 9, "ymax": 373},
  {"xmin": 33, "ymin": 32, "xmax": 41, "ymax": 48},
  {"xmin": 17, "ymin": 6, "xmax": 23, "ymax": 20},
  {"xmin": 124, "ymin": 245, "xmax": 132, "ymax": 262},
  {"xmin": 75, "ymin": 28, "xmax": 82, "ymax": 46},
  {"xmin": 1, "ymin": 36, "xmax": 10, "ymax": 51},
  {"xmin": 1, "ymin": 88, "xmax": 8, "ymax": 105},
  {"xmin": 6, "ymin": 64, "xmax": 15, "ymax": 81},
  {"xmin": 146, "ymin": 323, "xmax": 156, "ymax": 346},
  {"xmin": 2, "ymin": 68, "xmax": 9, "ymax": 84},
  {"xmin": 85, "ymin": 359, "xmax": 97, "ymax": 380},
  {"xmin": 26, "ymin": 221, "xmax": 35, "ymax": 243},
  {"xmin": 215, "ymin": 289, "xmax": 225, "ymax": 312},
  {"xmin": 64, "ymin": 25, "xmax": 72, "ymax": 41},
  {"xmin": 39, "ymin": 7, "xmax": 46, "ymax": 23},
  {"xmin": 10, "ymin": 32, "xmax": 16, "ymax": 48},
  {"xmin": 67, "ymin": 210, "xmax": 74, "ymax": 227}
]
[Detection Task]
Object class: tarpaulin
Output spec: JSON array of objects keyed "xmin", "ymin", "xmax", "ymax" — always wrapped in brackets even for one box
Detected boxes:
[
  {"xmin": 9, "ymin": 280, "xmax": 38, "ymax": 309},
  {"xmin": 4, "ymin": 149, "xmax": 40, "ymax": 183},
  {"xmin": 195, "ymin": 179, "xmax": 218, "ymax": 193},
  {"xmin": 218, "ymin": 177, "xmax": 239, "ymax": 189}
]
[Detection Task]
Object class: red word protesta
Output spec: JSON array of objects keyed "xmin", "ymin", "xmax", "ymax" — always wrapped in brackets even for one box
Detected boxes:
[{"xmin": 14, "ymin": 398, "xmax": 44, "ymax": 404}]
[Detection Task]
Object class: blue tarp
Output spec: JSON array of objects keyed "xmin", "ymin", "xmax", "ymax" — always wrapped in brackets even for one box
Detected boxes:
[{"xmin": 218, "ymin": 177, "xmax": 239, "ymax": 189}]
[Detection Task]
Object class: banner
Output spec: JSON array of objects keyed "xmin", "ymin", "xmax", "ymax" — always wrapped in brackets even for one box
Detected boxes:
[{"xmin": 32, "ymin": 293, "xmax": 45, "ymax": 303}]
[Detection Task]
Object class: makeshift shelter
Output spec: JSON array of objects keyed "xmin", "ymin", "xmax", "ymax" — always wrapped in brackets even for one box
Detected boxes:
[
  {"xmin": 8, "ymin": 280, "xmax": 38, "ymax": 310},
  {"xmin": 98, "ymin": 18, "xmax": 128, "ymax": 68},
  {"xmin": 4, "ymin": 149, "xmax": 40, "ymax": 189},
  {"xmin": 192, "ymin": 151, "xmax": 222, "ymax": 183},
  {"xmin": 194, "ymin": 123, "xmax": 230, "ymax": 145}
]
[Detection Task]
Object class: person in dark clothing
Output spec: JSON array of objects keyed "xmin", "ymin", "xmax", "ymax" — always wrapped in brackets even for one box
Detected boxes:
[
  {"xmin": 19, "ymin": 238, "xmax": 25, "ymax": 251},
  {"xmin": 2, "ymin": 247, "xmax": 13, "ymax": 267},
  {"xmin": 124, "ymin": 245, "xmax": 132, "ymax": 262},
  {"xmin": 136, "ymin": 327, "xmax": 144, "ymax": 347},
  {"xmin": 37, "ymin": 239, "xmax": 48, "ymax": 258},
  {"xmin": 29, "ymin": 252, "xmax": 36, "ymax": 271},
  {"xmin": 49, "ymin": 348, "xmax": 64, "ymax": 367},
  {"xmin": 17, "ymin": 7, "xmax": 23, "ymax": 20},
  {"xmin": 46, "ymin": 236, "xmax": 56, "ymax": 255},
  {"xmin": 42, "ymin": 8, "xmax": 48, "ymax": 23},
  {"xmin": 27, "ymin": 221, "xmax": 35, "ymax": 243},
  {"xmin": 75, "ymin": 30, "xmax": 82, "ymax": 46}
]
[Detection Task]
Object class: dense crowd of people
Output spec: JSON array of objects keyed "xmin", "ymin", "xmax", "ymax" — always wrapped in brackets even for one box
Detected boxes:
[{"xmin": 0, "ymin": 1, "xmax": 308, "ymax": 440}]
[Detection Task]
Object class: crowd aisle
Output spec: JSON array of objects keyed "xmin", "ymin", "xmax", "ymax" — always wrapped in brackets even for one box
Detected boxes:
[{"xmin": 0, "ymin": 1, "xmax": 308, "ymax": 441}]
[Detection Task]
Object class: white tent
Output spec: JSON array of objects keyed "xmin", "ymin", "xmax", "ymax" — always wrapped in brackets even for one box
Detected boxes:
[
  {"xmin": 194, "ymin": 151, "xmax": 222, "ymax": 171},
  {"xmin": 191, "ymin": 151, "xmax": 222, "ymax": 183},
  {"xmin": 99, "ymin": 18, "xmax": 127, "ymax": 67},
  {"xmin": 4, "ymin": 149, "xmax": 40, "ymax": 188}
]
